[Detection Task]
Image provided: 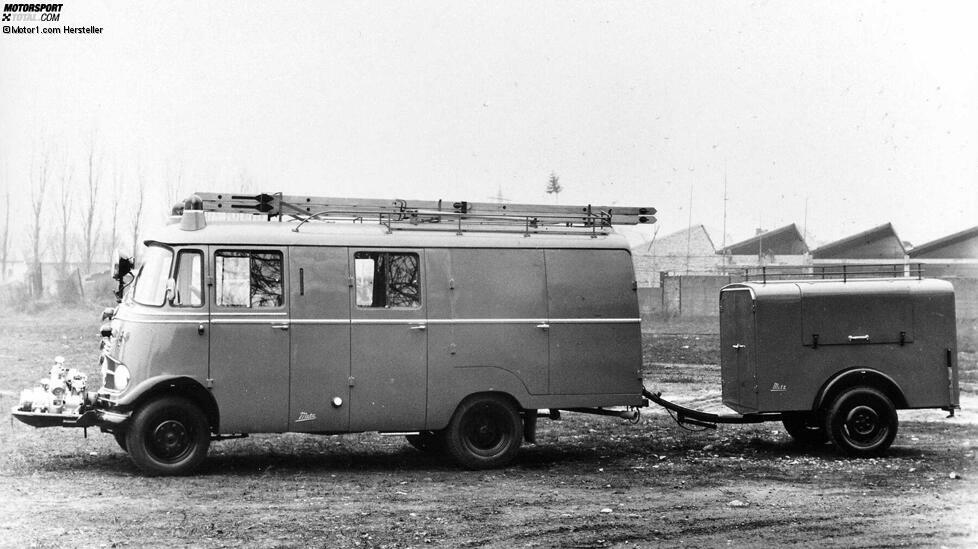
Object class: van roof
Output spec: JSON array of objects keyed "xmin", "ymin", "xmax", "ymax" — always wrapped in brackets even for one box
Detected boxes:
[{"xmin": 144, "ymin": 219, "xmax": 633, "ymax": 250}]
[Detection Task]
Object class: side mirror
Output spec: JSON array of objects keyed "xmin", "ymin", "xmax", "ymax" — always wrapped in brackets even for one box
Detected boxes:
[
  {"xmin": 112, "ymin": 252, "xmax": 135, "ymax": 303},
  {"xmin": 113, "ymin": 253, "xmax": 134, "ymax": 282}
]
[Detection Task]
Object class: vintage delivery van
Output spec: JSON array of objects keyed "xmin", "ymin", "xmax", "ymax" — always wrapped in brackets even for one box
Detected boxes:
[{"xmin": 15, "ymin": 193, "xmax": 655, "ymax": 475}]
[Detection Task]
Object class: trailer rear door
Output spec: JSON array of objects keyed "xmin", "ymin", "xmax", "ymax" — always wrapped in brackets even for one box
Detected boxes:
[{"xmin": 720, "ymin": 288, "xmax": 758, "ymax": 413}]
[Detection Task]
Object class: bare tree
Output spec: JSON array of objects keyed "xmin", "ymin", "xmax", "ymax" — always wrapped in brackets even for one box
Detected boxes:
[
  {"xmin": 0, "ymin": 167, "xmax": 10, "ymax": 281},
  {"xmin": 106, "ymin": 161, "xmax": 122, "ymax": 264},
  {"xmin": 81, "ymin": 139, "xmax": 101, "ymax": 274},
  {"xmin": 56, "ymin": 164, "xmax": 73, "ymax": 277},
  {"xmin": 546, "ymin": 171, "xmax": 563, "ymax": 203},
  {"xmin": 28, "ymin": 147, "xmax": 51, "ymax": 296},
  {"xmin": 130, "ymin": 162, "xmax": 146, "ymax": 261},
  {"xmin": 164, "ymin": 161, "xmax": 184, "ymax": 216}
]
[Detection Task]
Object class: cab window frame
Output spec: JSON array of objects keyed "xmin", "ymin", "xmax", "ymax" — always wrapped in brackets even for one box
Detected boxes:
[{"xmin": 171, "ymin": 248, "xmax": 205, "ymax": 308}]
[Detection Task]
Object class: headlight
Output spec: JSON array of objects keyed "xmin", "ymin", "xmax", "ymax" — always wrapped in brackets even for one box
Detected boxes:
[{"xmin": 114, "ymin": 365, "xmax": 131, "ymax": 391}]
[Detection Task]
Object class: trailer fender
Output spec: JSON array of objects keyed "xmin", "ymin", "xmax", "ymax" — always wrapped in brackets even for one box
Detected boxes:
[
  {"xmin": 814, "ymin": 369, "xmax": 908, "ymax": 413},
  {"xmin": 107, "ymin": 375, "xmax": 219, "ymax": 432}
]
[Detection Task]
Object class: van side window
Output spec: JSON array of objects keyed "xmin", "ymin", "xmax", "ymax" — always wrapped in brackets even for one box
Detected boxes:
[
  {"xmin": 216, "ymin": 250, "xmax": 284, "ymax": 308},
  {"xmin": 173, "ymin": 250, "xmax": 203, "ymax": 307},
  {"xmin": 354, "ymin": 252, "xmax": 420, "ymax": 308}
]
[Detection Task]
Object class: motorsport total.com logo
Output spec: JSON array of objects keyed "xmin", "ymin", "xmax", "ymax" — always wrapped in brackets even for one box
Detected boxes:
[{"xmin": 2, "ymin": 3, "xmax": 63, "ymax": 22}]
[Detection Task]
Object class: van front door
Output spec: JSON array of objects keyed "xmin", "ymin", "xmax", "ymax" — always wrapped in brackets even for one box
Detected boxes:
[
  {"xmin": 349, "ymin": 249, "xmax": 427, "ymax": 431},
  {"xmin": 209, "ymin": 247, "xmax": 290, "ymax": 433}
]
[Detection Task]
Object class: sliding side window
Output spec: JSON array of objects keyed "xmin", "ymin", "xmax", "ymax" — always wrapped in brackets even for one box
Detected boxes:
[
  {"xmin": 354, "ymin": 251, "xmax": 420, "ymax": 308},
  {"xmin": 216, "ymin": 250, "xmax": 284, "ymax": 308}
]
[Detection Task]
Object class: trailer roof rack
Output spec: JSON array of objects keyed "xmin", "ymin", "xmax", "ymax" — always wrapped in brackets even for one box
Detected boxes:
[
  {"xmin": 737, "ymin": 263, "xmax": 924, "ymax": 284},
  {"xmin": 188, "ymin": 192, "xmax": 656, "ymax": 237}
]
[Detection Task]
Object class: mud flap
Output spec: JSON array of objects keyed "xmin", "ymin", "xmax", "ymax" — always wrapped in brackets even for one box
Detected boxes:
[{"xmin": 523, "ymin": 409, "xmax": 537, "ymax": 444}]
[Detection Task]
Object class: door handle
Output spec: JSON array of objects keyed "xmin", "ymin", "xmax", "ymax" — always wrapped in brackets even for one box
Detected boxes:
[
  {"xmin": 198, "ymin": 323, "xmax": 205, "ymax": 336},
  {"xmin": 410, "ymin": 324, "xmax": 427, "ymax": 331},
  {"xmin": 271, "ymin": 323, "xmax": 290, "ymax": 331},
  {"xmin": 848, "ymin": 334, "xmax": 870, "ymax": 342},
  {"xmin": 536, "ymin": 323, "xmax": 550, "ymax": 330},
  {"xmin": 732, "ymin": 344, "xmax": 745, "ymax": 350}
]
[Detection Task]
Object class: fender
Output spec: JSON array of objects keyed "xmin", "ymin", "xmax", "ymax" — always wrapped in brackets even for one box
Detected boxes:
[
  {"xmin": 814, "ymin": 368, "xmax": 908, "ymax": 411},
  {"xmin": 105, "ymin": 375, "xmax": 220, "ymax": 430}
]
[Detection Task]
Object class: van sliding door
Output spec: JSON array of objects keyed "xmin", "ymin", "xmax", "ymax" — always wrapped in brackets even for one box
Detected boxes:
[
  {"xmin": 348, "ymin": 248, "xmax": 427, "ymax": 431},
  {"xmin": 288, "ymin": 246, "xmax": 352, "ymax": 433}
]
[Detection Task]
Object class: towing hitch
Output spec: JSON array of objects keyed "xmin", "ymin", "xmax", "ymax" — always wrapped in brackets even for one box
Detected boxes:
[{"xmin": 642, "ymin": 388, "xmax": 781, "ymax": 429}]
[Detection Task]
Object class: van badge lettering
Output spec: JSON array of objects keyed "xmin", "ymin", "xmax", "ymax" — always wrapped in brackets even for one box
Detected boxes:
[
  {"xmin": 295, "ymin": 411, "xmax": 317, "ymax": 423},
  {"xmin": 770, "ymin": 383, "xmax": 787, "ymax": 392}
]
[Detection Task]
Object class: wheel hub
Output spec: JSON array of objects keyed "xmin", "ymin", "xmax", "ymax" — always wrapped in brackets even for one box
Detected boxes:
[
  {"xmin": 845, "ymin": 405, "xmax": 881, "ymax": 438},
  {"xmin": 152, "ymin": 419, "xmax": 190, "ymax": 459}
]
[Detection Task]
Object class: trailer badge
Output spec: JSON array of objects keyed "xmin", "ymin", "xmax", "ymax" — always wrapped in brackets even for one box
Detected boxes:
[
  {"xmin": 295, "ymin": 411, "xmax": 317, "ymax": 423},
  {"xmin": 770, "ymin": 383, "xmax": 787, "ymax": 392}
]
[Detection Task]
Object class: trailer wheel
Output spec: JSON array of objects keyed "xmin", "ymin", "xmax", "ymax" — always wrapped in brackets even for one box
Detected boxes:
[
  {"xmin": 406, "ymin": 431, "xmax": 445, "ymax": 453},
  {"xmin": 126, "ymin": 396, "xmax": 210, "ymax": 476},
  {"xmin": 781, "ymin": 412, "xmax": 827, "ymax": 445},
  {"xmin": 445, "ymin": 395, "xmax": 522, "ymax": 469},
  {"xmin": 825, "ymin": 387, "xmax": 898, "ymax": 456}
]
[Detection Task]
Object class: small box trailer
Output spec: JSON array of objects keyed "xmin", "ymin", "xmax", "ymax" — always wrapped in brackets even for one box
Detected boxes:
[
  {"xmin": 11, "ymin": 192, "xmax": 960, "ymax": 474},
  {"xmin": 718, "ymin": 276, "xmax": 958, "ymax": 454},
  {"xmin": 646, "ymin": 270, "xmax": 958, "ymax": 456}
]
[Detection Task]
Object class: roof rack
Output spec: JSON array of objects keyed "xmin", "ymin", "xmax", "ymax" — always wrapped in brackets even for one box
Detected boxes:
[
  {"xmin": 190, "ymin": 192, "xmax": 656, "ymax": 237},
  {"xmin": 737, "ymin": 263, "xmax": 924, "ymax": 284}
]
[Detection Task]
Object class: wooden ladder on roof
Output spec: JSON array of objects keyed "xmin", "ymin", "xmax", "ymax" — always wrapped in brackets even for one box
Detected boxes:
[{"xmin": 189, "ymin": 191, "xmax": 656, "ymax": 236}]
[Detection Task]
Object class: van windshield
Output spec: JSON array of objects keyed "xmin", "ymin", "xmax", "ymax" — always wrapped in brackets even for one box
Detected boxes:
[{"xmin": 132, "ymin": 246, "xmax": 173, "ymax": 306}]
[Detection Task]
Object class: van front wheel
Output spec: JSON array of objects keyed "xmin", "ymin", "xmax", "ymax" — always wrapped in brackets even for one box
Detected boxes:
[
  {"xmin": 126, "ymin": 396, "xmax": 210, "ymax": 476},
  {"xmin": 445, "ymin": 395, "xmax": 522, "ymax": 469}
]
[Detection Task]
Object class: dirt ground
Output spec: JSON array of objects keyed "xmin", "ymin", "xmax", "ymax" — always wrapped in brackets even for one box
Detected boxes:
[{"xmin": 1, "ymin": 309, "xmax": 976, "ymax": 548}]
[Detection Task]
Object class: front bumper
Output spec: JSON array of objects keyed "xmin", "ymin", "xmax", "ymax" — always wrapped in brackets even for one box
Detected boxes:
[{"xmin": 11, "ymin": 406, "xmax": 130, "ymax": 429}]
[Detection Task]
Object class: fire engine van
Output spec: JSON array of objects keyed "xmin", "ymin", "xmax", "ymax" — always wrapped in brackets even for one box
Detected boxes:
[{"xmin": 12, "ymin": 192, "xmax": 959, "ymax": 475}]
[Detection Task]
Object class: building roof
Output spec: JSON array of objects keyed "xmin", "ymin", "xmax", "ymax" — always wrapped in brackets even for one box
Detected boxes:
[
  {"xmin": 811, "ymin": 223, "xmax": 905, "ymax": 259},
  {"xmin": 632, "ymin": 224, "xmax": 716, "ymax": 255},
  {"xmin": 908, "ymin": 225, "xmax": 978, "ymax": 259},
  {"xmin": 717, "ymin": 223, "xmax": 808, "ymax": 255}
]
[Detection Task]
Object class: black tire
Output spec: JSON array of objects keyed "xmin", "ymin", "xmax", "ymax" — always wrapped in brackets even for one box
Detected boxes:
[
  {"xmin": 126, "ymin": 396, "xmax": 210, "ymax": 476},
  {"xmin": 782, "ymin": 412, "xmax": 828, "ymax": 445},
  {"xmin": 406, "ymin": 431, "xmax": 445, "ymax": 453},
  {"xmin": 444, "ymin": 395, "xmax": 522, "ymax": 469},
  {"xmin": 825, "ymin": 387, "xmax": 898, "ymax": 456},
  {"xmin": 113, "ymin": 430, "xmax": 128, "ymax": 451}
]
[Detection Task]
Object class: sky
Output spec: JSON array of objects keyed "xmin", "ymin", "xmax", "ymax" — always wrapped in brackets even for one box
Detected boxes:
[{"xmin": 1, "ymin": 1, "xmax": 976, "ymax": 255}]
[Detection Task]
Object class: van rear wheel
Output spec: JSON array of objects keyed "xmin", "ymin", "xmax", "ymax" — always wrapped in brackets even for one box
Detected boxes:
[
  {"xmin": 445, "ymin": 395, "xmax": 522, "ymax": 469},
  {"xmin": 825, "ymin": 387, "xmax": 898, "ymax": 456},
  {"xmin": 126, "ymin": 396, "xmax": 210, "ymax": 476},
  {"xmin": 782, "ymin": 412, "xmax": 827, "ymax": 445}
]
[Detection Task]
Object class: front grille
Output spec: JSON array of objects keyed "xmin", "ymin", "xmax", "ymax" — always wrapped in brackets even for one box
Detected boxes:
[{"xmin": 100, "ymin": 354, "xmax": 120, "ymax": 391}]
